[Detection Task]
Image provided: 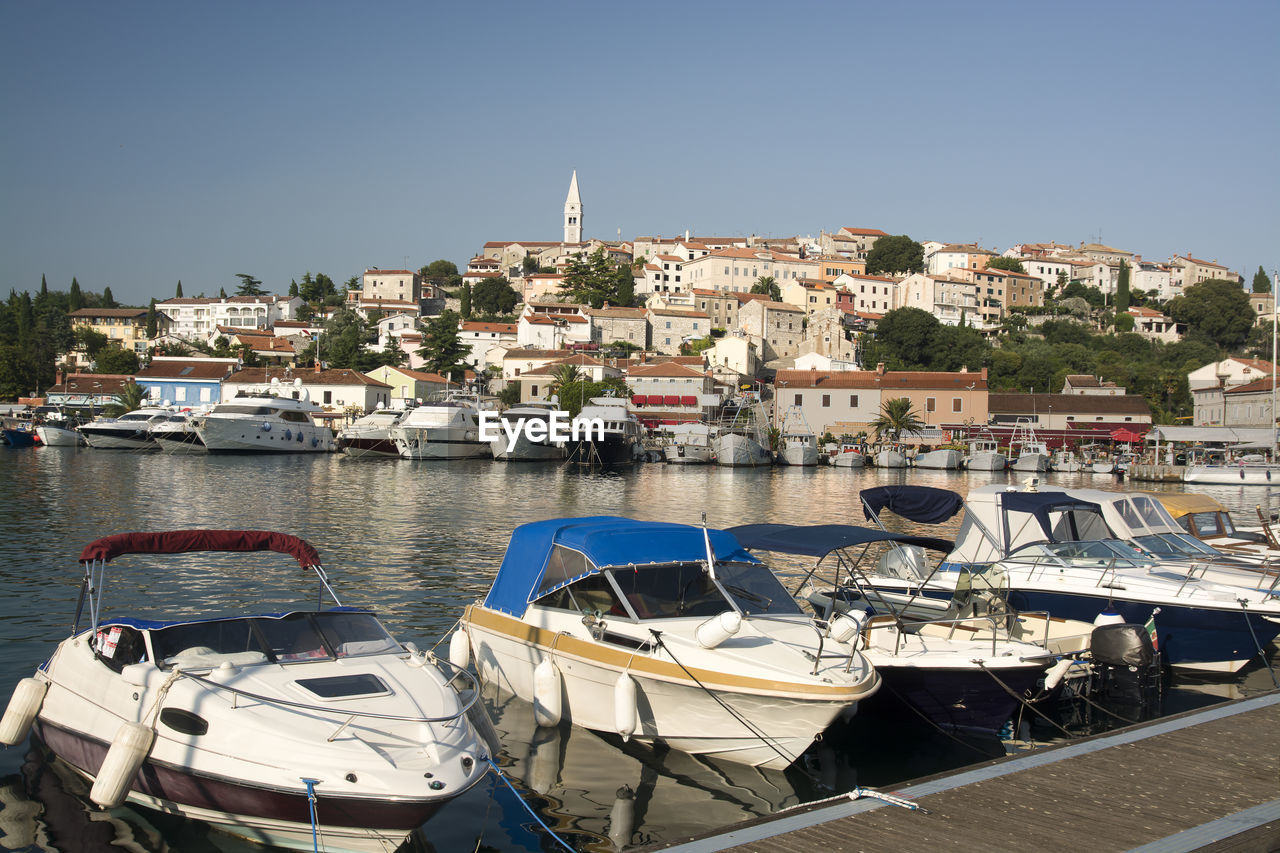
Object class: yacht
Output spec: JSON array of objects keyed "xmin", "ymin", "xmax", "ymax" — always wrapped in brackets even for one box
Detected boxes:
[
  {"xmin": 80, "ymin": 407, "xmax": 173, "ymax": 451},
  {"xmin": 195, "ymin": 382, "xmax": 334, "ymax": 453},
  {"xmin": 456, "ymin": 517, "xmax": 881, "ymax": 770},
  {"xmin": 565, "ymin": 397, "xmax": 643, "ymax": 467},
  {"xmin": 488, "ymin": 401, "xmax": 567, "ymax": 462},
  {"xmin": 336, "ymin": 406, "xmax": 407, "ymax": 459},
  {"xmin": 0, "ymin": 529, "xmax": 494, "ymax": 852},
  {"xmin": 659, "ymin": 422, "xmax": 715, "ymax": 465},
  {"xmin": 963, "ymin": 435, "xmax": 1007, "ymax": 471},
  {"xmin": 149, "ymin": 411, "xmax": 207, "ymax": 454},
  {"xmin": 392, "ymin": 394, "xmax": 493, "ymax": 460}
]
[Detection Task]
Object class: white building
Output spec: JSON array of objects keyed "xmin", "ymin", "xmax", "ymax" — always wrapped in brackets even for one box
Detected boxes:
[
  {"xmin": 682, "ymin": 248, "xmax": 820, "ymax": 293},
  {"xmin": 458, "ymin": 321, "xmax": 518, "ymax": 369},
  {"xmin": 157, "ymin": 295, "xmax": 303, "ymax": 340},
  {"xmin": 222, "ymin": 367, "xmax": 392, "ymax": 415}
]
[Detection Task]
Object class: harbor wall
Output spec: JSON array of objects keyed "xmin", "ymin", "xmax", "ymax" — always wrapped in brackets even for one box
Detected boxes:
[{"xmin": 1127, "ymin": 463, "xmax": 1185, "ymax": 482}]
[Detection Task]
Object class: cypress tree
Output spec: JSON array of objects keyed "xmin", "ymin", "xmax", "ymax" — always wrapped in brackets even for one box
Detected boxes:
[
  {"xmin": 102, "ymin": 286, "xmax": 116, "ymax": 308},
  {"xmin": 146, "ymin": 299, "xmax": 158, "ymax": 339},
  {"xmin": 1115, "ymin": 261, "xmax": 1130, "ymax": 313},
  {"xmin": 1253, "ymin": 266, "xmax": 1271, "ymax": 294},
  {"xmin": 69, "ymin": 278, "xmax": 83, "ymax": 311},
  {"xmin": 176, "ymin": 280, "xmax": 184, "ymax": 298}
]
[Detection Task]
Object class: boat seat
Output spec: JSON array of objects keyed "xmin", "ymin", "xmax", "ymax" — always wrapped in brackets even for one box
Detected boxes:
[{"xmin": 165, "ymin": 649, "xmax": 268, "ymax": 669}]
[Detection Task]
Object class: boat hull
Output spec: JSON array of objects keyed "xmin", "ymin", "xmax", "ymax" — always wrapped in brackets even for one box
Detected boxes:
[
  {"xmin": 664, "ymin": 443, "xmax": 712, "ymax": 464},
  {"xmin": 914, "ymin": 450, "xmax": 962, "ymax": 470},
  {"xmin": 2, "ymin": 428, "xmax": 37, "ymax": 447},
  {"xmin": 779, "ymin": 445, "xmax": 818, "ymax": 467},
  {"xmin": 490, "ymin": 434, "xmax": 566, "ymax": 461},
  {"xmin": 1183, "ymin": 464, "xmax": 1280, "ymax": 486},
  {"xmin": 714, "ymin": 433, "xmax": 772, "ymax": 467},
  {"xmin": 869, "ymin": 662, "xmax": 1046, "ymax": 735},
  {"xmin": 1011, "ymin": 453, "xmax": 1049, "ymax": 472},
  {"xmin": 831, "ymin": 451, "xmax": 866, "ymax": 468},
  {"xmin": 35, "ymin": 425, "xmax": 86, "ymax": 447},
  {"xmin": 338, "ymin": 436, "xmax": 400, "ymax": 458},
  {"xmin": 196, "ymin": 421, "xmax": 334, "ymax": 453},
  {"xmin": 394, "ymin": 427, "xmax": 490, "ymax": 460},
  {"xmin": 565, "ymin": 435, "xmax": 638, "ymax": 467},
  {"xmin": 965, "ymin": 452, "xmax": 1007, "ymax": 471},
  {"xmin": 152, "ymin": 430, "xmax": 207, "ymax": 454},
  {"xmin": 80, "ymin": 430, "xmax": 158, "ymax": 451},
  {"xmin": 875, "ymin": 450, "xmax": 908, "ymax": 468}
]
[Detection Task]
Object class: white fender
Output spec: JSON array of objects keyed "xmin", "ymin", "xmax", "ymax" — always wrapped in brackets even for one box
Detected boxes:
[
  {"xmin": 532, "ymin": 658, "xmax": 562, "ymax": 727},
  {"xmin": 829, "ymin": 612, "xmax": 867, "ymax": 645},
  {"xmin": 608, "ymin": 785, "xmax": 636, "ymax": 850},
  {"xmin": 0, "ymin": 678, "xmax": 48, "ymax": 746},
  {"xmin": 614, "ymin": 673, "xmax": 637, "ymax": 741},
  {"xmin": 90, "ymin": 721, "xmax": 155, "ymax": 808},
  {"xmin": 695, "ymin": 611, "xmax": 742, "ymax": 649},
  {"xmin": 1093, "ymin": 609, "xmax": 1124, "ymax": 627},
  {"xmin": 1043, "ymin": 658, "xmax": 1075, "ymax": 691},
  {"xmin": 448, "ymin": 628, "xmax": 471, "ymax": 671}
]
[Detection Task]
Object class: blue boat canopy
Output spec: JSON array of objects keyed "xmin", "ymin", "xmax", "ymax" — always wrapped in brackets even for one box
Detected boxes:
[
  {"xmin": 729, "ymin": 523, "xmax": 954, "ymax": 558},
  {"xmin": 997, "ymin": 491, "xmax": 1104, "ymax": 540},
  {"xmin": 482, "ymin": 517, "xmax": 758, "ymax": 617},
  {"xmin": 860, "ymin": 485, "xmax": 964, "ymax": 524}
]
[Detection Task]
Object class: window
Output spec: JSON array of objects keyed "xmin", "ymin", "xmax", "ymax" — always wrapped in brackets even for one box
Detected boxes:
[
  {"xmin": 822, "ymin": 394, "xmax": 830, "ymax": 407},
  {"xmin": 850, "ymin": 394, "xmax": 859, "ymax": 407},
  {"xmin": 926, "ymin": 397, "xmax": 936, "ymax": 413},
  {"xmin": 531, "ymin": 385, "xmax": 538, "ymax": 396},
  {"xmin": 323, "ymin": 391, "xmax": 332, "ymax": 405},
  {"xmin": 794, "ymin": 394, "xmax": 803, "ymax": 405},
  {"xmin": 953, "ymin": 398, "xmax": 962, "ymax": 413}
]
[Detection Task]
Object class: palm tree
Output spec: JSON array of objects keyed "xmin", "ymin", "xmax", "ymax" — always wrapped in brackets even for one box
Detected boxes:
[
  {"xmin": 750, "ymin": 276, "xmax": 780, "ymax": 301},
  {"xmin": 548, "ymin": 363, "xmax": 585, "ymax": 396},
  {"xmin": 103, "ymin": 382, "xmax": 148, "ymax": 417},
  {"xmin": 871, "ymin": 397, "xmax": 924, "ymax": 445}
]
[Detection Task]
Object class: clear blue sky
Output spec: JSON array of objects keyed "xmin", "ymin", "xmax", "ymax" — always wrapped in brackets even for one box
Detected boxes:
[{"xmin": 3, "ymin": 0, "xmax": 1276, "ymax": 306}]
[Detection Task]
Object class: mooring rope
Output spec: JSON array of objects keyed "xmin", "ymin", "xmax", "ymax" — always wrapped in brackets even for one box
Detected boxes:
[
  {"xmin": 302, "ymin": 778, "xmax": 321, "ymax": 853},
  {"xmin": 774, "ymin": 785, "xmax": 930, "ymax": 815},
  {"xmin": 976, "ymin": 661, "xmax": 1077, "ymax": 739},
  {"xmin": 483, "ymin": 757, "xmax": 576, "ymax": 852},
  {"xmin": 1239, "ymin": 598, "xmax": 1280, "ymax": 689}
]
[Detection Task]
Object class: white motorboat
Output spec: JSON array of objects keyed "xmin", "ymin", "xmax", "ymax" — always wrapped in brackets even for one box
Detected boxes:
[
  {"xmin": 1182, "ymin": 458, "xmax": 1280, "ymax": 485},
  {"xmin": 336, "ymin": 406, "xmax": 406, "ymax": 459},
  {"xmin": 149, "ymin": 412, "xmax": 207, "ymax": 454},
  {"xmin": 914, "ymin": 448, "xmax": 963, "ymax": 470},
  {"xmin": 776, "ymin": 408, "xmax": 818, "ymax": 467},
  {"xmin": 456, "ymin": 517, "xmax": 880, "ymax": 770},
  {"xmin": 195, "ymin": 382, "xmax": 334, "ymax": 453},
  {"xmin": 1154, "ymin": 492, "xmax": 1277, "ymax": 559},
  {"xmin": 35, "ymin": 424, "xmax": 86, "ymax": 448},
  {"xmin": 392, "ymin": 394, "xmax": 492, "ymax": 460},
  {"xmin": 874, "ymin": 448, "xmax": 909, "ymax": 468},
  {"xmin": 963, "ymin": 436, "xmax": 1006, "ymax": 471},
  {"xmin": 489, "ymin": 401, "xmax": 568, "ymax": 462},
  {"xmin": 712, "ymin": 398, "xmax": 772, "ymax": 467},
  {"xmin": 565, "ymin": 397, "xmax": 643, "ymax": 467},
  {"xmin": 0, "ymin": 530, "xmax": 495, "ymax": 852},
  {"xmin": 80, "ymin": 407, "xmax": 173, "ymax": 451},
  {"xmin": 831, "ymin": 444, "xmax": 867, "ymax": 468},
  {"xmin": 1008, "ymin": 420, "xmax": 1050, "ymax": 472},
  {"xmin": 660, "ymin": 422, "xmax": 715, "ymax": 465}
]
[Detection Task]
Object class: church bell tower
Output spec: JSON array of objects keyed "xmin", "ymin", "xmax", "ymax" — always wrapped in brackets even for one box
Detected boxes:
[{"xmin": 564, "ymin": 171, "xmax": 583, "ymax": 244}]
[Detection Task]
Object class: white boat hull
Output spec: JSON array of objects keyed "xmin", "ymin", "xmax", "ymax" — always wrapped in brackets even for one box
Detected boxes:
[
  {"xmin": 664, "ymin": 443, "xmax": 712, "ymax": 464},
  {"xmin": 35, "ymin": 425, "xmax": 86, "ymax": 447},
  {"xmin": 80, "ymin": 430, "xmax": 158, "ymax": 451},
  {"xmin": 1011, "ymin": 453, "xmax": 1049, "ymax": 472},
  {"xmin": 1183, "ymin": 464, "xmax": 1280, "ymax": 486},
  {"xmin": 831, "ymin": 451, "xmax": 866, "ymax": 468},
  {"xmin": 197, "ymin": 420, "xmax": 334, "ymax": 453},
  {"xmin": 1090, "ymin": 461, "xmax": 1116, "ymax": 474},
  {"xmin": 394, "ymin": 426, "xmax": 490, "ymax": 459},
  {"xmin": 875, "ymin": 450, "xmax": 908, "ymax": 468},
  {"xmin": 779, "ymin": 445, "xmax": 818, "ymax": 467},
  {"xmin": 914, "ymin": 449, "xmax": 962, "ymax": 470},
  {"xmin": 714, "ymin": 433, "xmax": 772, "ymax": 467},
  {"xmin": 965, "ymin": 452, "xmax": 1007, "ymax": 471}
]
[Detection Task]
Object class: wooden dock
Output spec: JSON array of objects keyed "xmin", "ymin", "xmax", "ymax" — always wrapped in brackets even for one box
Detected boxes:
[{"xmin": 649, "ymin": 691, "xmax": 1280, "ymax": 853}]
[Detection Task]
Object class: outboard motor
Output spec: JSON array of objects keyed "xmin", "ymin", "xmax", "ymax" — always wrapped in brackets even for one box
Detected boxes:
[{"xmin": 1089, "ymin": 623, "xmax": 1162, "ymax": 723}]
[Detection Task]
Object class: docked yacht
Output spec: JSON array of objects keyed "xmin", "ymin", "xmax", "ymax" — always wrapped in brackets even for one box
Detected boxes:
[
  {"xmin": 963, "ymin": 435, "xmax": 1007, "ymax": 471},
  {"xmin": 195, "ymin": 382, "xmax": 334, "ymax": 453},
  {"xmin": 80, "ymin": 407, "xmax": 173, "ymax": 451},
  {"xmin": 336, "ymin": 406, "xmax": 406, "ymax": 459},
  {"xmin": 456, "ymin": 517, "xmax": 880, "ymax": 770},
  {"xmin": 488, "ymin": 401, "xmax": 567, "ymax": 462},
  {"xmin": 660, "ymin": 422, "xmax": 715, "ymax": 465},
  {"xmin": 0, "ymin": 530, "xmax": 495, "ymax": 852},
  {"xmin": 392, "ymin": 394, "xmax": 493, "ymax": 460},
  {"xmin": 713, "ymin": 397, "xmax": 772, "ymax": 467},
  {"xmin": 565, "ymin": 397, "xmax": 643, "ymax": 467},
  {"xmin": 149, "ymin": 411, "xmax": 207, "ymax": 454}
]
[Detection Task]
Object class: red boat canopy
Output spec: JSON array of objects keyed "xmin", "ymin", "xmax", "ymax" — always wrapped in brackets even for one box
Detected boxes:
[
  {"xmin": 1110, "ymin": 428, "xmax": 1147, "ymax": 443},
  {"xmin": 79, "ymin": 530, "xmax": 322, "ymax": 570}
]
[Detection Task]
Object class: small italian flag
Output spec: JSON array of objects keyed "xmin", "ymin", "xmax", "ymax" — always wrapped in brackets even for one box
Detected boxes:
[{"xmin": 1145, "ymin": 608, "xmax": 1160, "ymax": 650}]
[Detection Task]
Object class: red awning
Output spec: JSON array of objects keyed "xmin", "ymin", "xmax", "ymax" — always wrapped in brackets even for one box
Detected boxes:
[
  {"xmin": 663, "ymin": 395, "xmax": 680, "ymax": 405},
  {"xmin": 631, "ymin": 395, "xmax": 647, "ymax": 406},
  {"xmin": 680, "ymin": 395, "xmax": 698, "ymax": 406},
  {"xmin": 80, "ymin": 530, "xmax": 322, "ymax": 569}
]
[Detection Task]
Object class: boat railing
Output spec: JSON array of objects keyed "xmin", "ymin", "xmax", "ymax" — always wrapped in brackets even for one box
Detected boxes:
[{"xmin": 882, "ymin": 614, "xmax": 1005, "ymax": 657}]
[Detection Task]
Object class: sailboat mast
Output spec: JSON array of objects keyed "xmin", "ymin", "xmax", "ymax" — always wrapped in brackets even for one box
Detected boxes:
[{"xmin": 1273, "ymin": 273, "xmax": 1278, "ymax": 460}]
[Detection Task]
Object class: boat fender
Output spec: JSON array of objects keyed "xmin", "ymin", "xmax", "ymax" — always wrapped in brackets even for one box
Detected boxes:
[
  {"xmin": 695, "ymin": 611, "xmax": 742, "ymax": 649},
  {"xmin": 260, "ymin": 422, "xmax": 271, "ymax": 431},
  {"xmin": 608, "ymin": 785, "xmax": 636, "ymax": 850},
  {"xmin": 1093, "ymin": 609, "xmax": 1124, "ymax": 627},
  {"xmin": 614, "ymin": 673, "xmax": 637, "ymax": 741},
  {"xmin": 90, "ymin": 721, "xmax": 155, "ymax": 808},
  {"xmin": 532, "ymin": 658, "xmax": 562, "ymax": 727},
  {"xmin": 284, "ymin": 429, "xmax": 292, "ymax": 441},
  {"xmin": 448, "ymin": 628, "xmax": 471, "ymax": 670},
  {"xmin": 830, "ymin": 612, "xmax": 867, "ymax": 646},
  {"xmin": 1043, "ymin": 657, "xmax": 1074, "ymax": 692},
  {"xmin": 0, "ymin": 678, "xmax": 48, "ymax": 746}
]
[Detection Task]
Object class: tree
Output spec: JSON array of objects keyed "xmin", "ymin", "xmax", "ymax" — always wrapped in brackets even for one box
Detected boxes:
[
  {"xmin": 219, "ymin": 287, "xmax": 227, "ymax": 299},
  {"xmin": 472, "ymin": 277, "xmax": 521, "ymax": 316},
  {"xmin": 554, "ymin": 376, "xmax": 629, "ymax": 418},
  {"xmin": 1114, "ymin": 312, "xmax": 1135, "ymax": 332},
  {"xmin": 288, "ymin": 280, "xmax": 299, "ymax": 298},
  {"xmin": 497, "ymin": 381, "xmax": 521, "ymax": 407},
  {"xmin": 1055, "ymin": 270, "xmax": 1069, "ymax": 293},
  {"xmin": 421, "ymin": 260, "xmax": 462, "ymax": 291},
  {"xmin": 865, "ymin": 235, "xmax": 924, "ymax": 275},
  {"xmin": 1166, "ymin": 279, "xmax": 1254, "ymax": 352},
  {"xmin": 1253, "ymin": 266, "xmax": 1271, "ymax": 294},
  {"xmin": 865, "ymin": 307, "xmax": 938, "ymax": 369},
  {"xmin": 986, "ymin": 257, "xmax": 1026, "ymax": 274},
  {"xmin": 145, "ymin": 299, "xmax": 158, "ymax": 339},
  {"xmin": 522, "ymin": 255, "xmax": 541, "ymax": 276},
  {"xmin": 548, "ymin": 363, "xmax": 584, "ymax": 396},
  {"xmin": 103, "ymin": 381, "xmax": 147, "ymax": 416},
  {"xmin": 750, "ymin": 276, "xmax": 780, "ymax": 301},
  {"xmin": 871, "ymin": 397, "xmax": 924, "ymax": 444},
  {"xmin": 102, "ymin": 286, "xmax": 116, "ymax": 308},
  {"xmin": 235, "ymin": 274, "xmax": 265, "ymax": 297},
  {"xmin": 1115, "ymin": 260, "xmax": 1131, "ymax": 313},
  {"xmin": 416, "ymin": 310, "xmax": 470, "ymax": 380},
  {"xmin": 75, "ymin": 326, "xmax": 109, "ymax": 360},
  {"xmin": 94, "ymin": 346, "xmax": 140, "ymax": 375},
  {"xmin": 69, "ymin": 278, "xmax": 83, "ymax": 312},
  {"xmin": 459, "ymin": 283, "xmax": 472, "ymax": 319},
  {"xmin": 559, "ymin": 249, "xmax": 631, "ymax": 308},
  {"xmin": 175, "ymin": 280, "xmax": 184, "ymax": 298}
]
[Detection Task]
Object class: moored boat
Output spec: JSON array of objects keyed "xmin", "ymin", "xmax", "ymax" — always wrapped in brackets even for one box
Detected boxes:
[
  {"xmin": 149, "ymin": 412, "xmax": 207, "ymax": 454},
  {"xmin": 487, "ymin": 401, "xmax": 568, "ymax": 462},
  {"xmin": 660, "ymin": 422, "xmax": 715, "ymax": 465},
  {"xmin": 336, "ymin": 406, "xmax": 406, "ymax": 459},
  {"xmin": 457, "ymin": 517, "xmax": 880, "ymax": 770},
  {"xmin": 392, "ymin": 393, "xmax": 493, "ymax": 460},
  {"xmin": 0, "ymin": 530, "xmax": 495, "ymax": 852},
  {"xmin": 776, "ymin": 408, "xmax": 818, "ymax": 467},
  {"xmin": 565, "ymin": 397, "xmax": 643, "ymax": 467},
  {"xmin": 80, "ymin": 407, "xmax": 172, "ymax": 451},
  {"xmin": 830, "ymin": 443, "xmax": 867, "ymax": 468},
  {"xmin": 914, "ymin": 448, "xmax": 963, "ymax": 470},
  {"xmin": 195, "ymin": 382, "xmax": 334, "ymax": 454},
  {"xmin": 963, "ymin": 436, "xmax": 1007, "ymax": 471}
]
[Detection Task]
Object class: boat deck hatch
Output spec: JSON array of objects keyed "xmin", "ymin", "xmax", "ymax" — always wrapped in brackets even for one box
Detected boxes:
[{"xmin": 295, "ymin": 674, "xmax": 390, "ymax": 698}]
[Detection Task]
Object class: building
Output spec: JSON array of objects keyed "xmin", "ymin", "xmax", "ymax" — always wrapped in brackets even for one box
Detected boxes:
[
  {"xmin": 681, "ymin": 247, "xmax": 820, "ymax": 293},
  {"xmin": 627, "ymin": 361, "xmax": 722, "ymax": 425},
  {"xmin": 647, "ymin": 308, "xmax": 711, "ymax": 355},
  {"xmin": 134, "ymin": 357, "xmax": 238, "ymax": 407},
  {"xmin": 458, "ymin": 321, "xmax": 518, "ymax": 369},
  {"xmin": 157, "ymin": 295, "xmax": 300, "ymax": 341},
  {"xmin": 1170, "ymin": 255, "xmax": 1243, "ymax": 290},
  {"xmin": 364, "ymin": 366, "xmax": 456, "ymax": 405},
  {"xmin": 1249, "ymin": 293, "xmax": 1275, "ymax": 327},
  {"xmin": 926, "ymin": 243, "xmax": 998, "ymax": 276},
  {"xmin": 987, "ymin": 392, "xmax": 1152, "ymax": 430},
  {"xmin": 797, "ymin": 308, "xmax": 859, "ymax": 362},
  {"xmin": 564, "ymin": 171, "xmax": 583, "ymax": 244},
  {"xmin": 781, "ymin": 280, "xmax": 841, "ymax": 316},
  {"xmin": 583, "ymin": 306, "xmax": 649, "ymax": 349},
  {"xmin": 361, "ymin": 269, "xmax": 423, "ymax": 305},
  {"xmin": 1189, "ymin": 357, "xmax": 1275, "ymax": 425},
  {"xmin": 835, "ymin": 273, "xmax": 899, "ymax": 316},
  {"xmin": 1126, "ymin": 307, "xmax": 1181, "ymax": 342},
  {"xmin": 897, "ymin": 273, "xmax": 984, "ymax": 327},
  {"xmin": 67, "ymin": 308, "xmax": 169, "ymax": 367},
  {"xmin": 222, "ymin": 367, "xmax": 392, "ymax": 414},
  {"xmin": 818, "ymin": 227, "xmax": 889, "ymax": 261},
  {"xmin": 1222, "ymin": 378, "xmax": 1280, "ymax": 428},
  {"xmin": 1061, "ymin": 375, "xmax": 1124, "ymax": 396},
  {"xmin": 517, "ymin": 302, "xmax": 591, "ymax": 349},
  {"xmin": 737, "ymin": 299, "xmax": 805, "ymax": 363},
  {"xmin": 1078, "ymin": 243, "xmax": 1135, "ymax": 267},
  {"xmin": 707, "ymin": 334, "xmax": 759, "ymax": 378},
  {"xmin": 518, "ymin": 354, "xmax": 622, "ymax": 403},
  {"xmin": 43, "ymin": 373, "xmax": 136, "ymax": 409}
]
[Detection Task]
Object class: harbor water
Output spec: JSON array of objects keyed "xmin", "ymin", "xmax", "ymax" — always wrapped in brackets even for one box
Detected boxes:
[{"xmin": 1, "ymin": 448, "xmax": 1279, "ymax": 852}]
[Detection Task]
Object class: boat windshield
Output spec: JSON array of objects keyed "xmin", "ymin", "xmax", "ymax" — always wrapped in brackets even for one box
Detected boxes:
[
  {"xmin": 152, "ymin": 611, "xmax": 400, "ymax": 668},
  {"xmin": 607, "ymin": 561, "xmax": 803, "ymax": 619},
  {"xmin": 1131, "ymin": 533, "xmax": 1224, "ymax": 560},
  {"xmin": 1005, "ymin": 539, "xmax": 1150, "ymax": 569}
]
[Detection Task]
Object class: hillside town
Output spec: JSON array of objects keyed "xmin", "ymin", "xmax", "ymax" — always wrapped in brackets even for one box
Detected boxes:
[{"xmin": 2, "ymin": 173, "xmax": 1275, "ymax": 449}]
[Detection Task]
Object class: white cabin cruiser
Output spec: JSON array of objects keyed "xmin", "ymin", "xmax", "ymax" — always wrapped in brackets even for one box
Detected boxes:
[
  {"xmin": 149, "ymin": 411, "xmax": 207, "ymax": 454},
  {"xmin": 336, "ymin": 406, "xmax": 406, "ymax": 458},
  {"xmin": 457, "ymin": 517, "xmax": 880, "ymax": 770},
  {"xmin": 195, "ymin": 383, "xmax": 334, "ymax": 453},
  {"xmin": 0, "ymin": 530, "xmax": 494, "ymax": 852},
  {"xmin": 80, "ymin": 407, "xmax": 172, "ymax": 451},
  {"xmin": 392, "ymin": 394, "xmax": 493, "ymax": 460},
  {"xmin": 488, "ymin": 401, "xmax": 568, "ymax": 462}
]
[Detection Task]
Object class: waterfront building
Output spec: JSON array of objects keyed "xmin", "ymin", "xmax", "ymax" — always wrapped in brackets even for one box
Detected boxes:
[
  {"xmin": 1189, "ymin": 357, "xmax": 1275, "ymax": 426},
  {"xmin": 626, "ymin": 361, "xmax": 722, "ymax": 426},
  {"xmin": 135, "ymin": 357, "xmax": 238, "ymax": 407},
  {"xmin": 43, "ymin": 372, "xmax": 136, "ymax": 409},
  {"xmin": 518, "ymin": 354, "xmax": 622, "ymax": 403},
  {"xmin": 364, "ymin": 365, "xmax": 458, "ymax": 406},
  {"xmin": 68, "ymin": 307, "xmax": 171, "ymax": 368},
  {"xmin": 222, "ymin": 367, "xmax": 391, "ymax": 416},
  {"xmin": 458, "ymin": 321, "xmax": 517, "ymax": 370},
  {"xmin": 988, "ymin": 391, "xmax": 1152, "ymax": 431},
  {"xmin": 157, "ymin": 295, "xmax": 301, "ymax": 341}
]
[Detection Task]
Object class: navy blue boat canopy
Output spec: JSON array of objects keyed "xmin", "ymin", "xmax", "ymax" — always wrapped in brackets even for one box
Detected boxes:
[
  {"xmin": 860, "ymin": 485, "xmax": 964, "ymax": 524},
  {"xmin": 997, "ymin": 491, "xmax": 1105, "ymax": 541},
  {"xmin": 482, "ymin": 516, "xmax": 758, "ymax": 617},
  {"xmin": 729, "ymin": 523, "xmax": 954, "ymax": 557}
]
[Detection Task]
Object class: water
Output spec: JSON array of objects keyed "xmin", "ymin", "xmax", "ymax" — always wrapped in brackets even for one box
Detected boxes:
[{"xmin": 1, "ymin": 448, "xmax": 1278, "ymax": 852}]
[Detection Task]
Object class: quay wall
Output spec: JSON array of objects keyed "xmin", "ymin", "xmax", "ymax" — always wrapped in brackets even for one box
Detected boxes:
[{"xmin": 1127, "ymin": 463, "xmax": 1185, "ymax": 482}]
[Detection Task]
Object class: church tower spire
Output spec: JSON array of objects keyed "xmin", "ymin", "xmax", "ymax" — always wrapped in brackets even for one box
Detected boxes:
[{"xmin": 564, "ymin": 170, "xmax": 583, "ymax": 244}]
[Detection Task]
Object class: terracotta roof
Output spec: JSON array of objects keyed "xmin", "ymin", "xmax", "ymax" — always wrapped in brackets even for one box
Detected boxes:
[
  {"xmin": 392, "ymin": 368, "xmax": 458, "ymax": 384},
  {"xmin": 839, "ymin": 227, "xmax": 890, "ymax": 237},
  {"xmin": 1178, "ymin": 255, "xmax": 1228, "ymax": 269},
  {"xmin": 69, "ymin": 308, "xmax": 148, "ymax": 319},
  {"xmin": 987, "ymin": 392, "xmax": 1151, "ymax": 415},
  {"xmin": 649, "ymin": 308, "xmax": 711, "ymax": 319},
  {"xmin": 503, "ymin": 348, "xmax": 574, "ymax": 360},
  {"xmin": 583, "ymin": 306, "xmax": 648, "ymax": 319},
  {"xmin": 460, "ymin": 322, "xmax": 517, "ymax": 334},
  {"xmin": 627, "ymin": 362, "xmax": 708, "ymax": 378},
  {"xmin": 543, "ymin": 353, "xmax": 608, "ymax": 368},
  {"xmin": 226, "ymin": 368, "xmax": 391, "ymax": 388},
  {"xmin": 732, "ymin": 292, "xmax": 774, "ymax": 304},
  {"xmin": 775, "ymin": 369, "xmax": 988, "ymax": 390},
  {"xmin": 47, "ymin": 374, "xmax": 135, "ymax": 394},
  {"xmin": 842, "ymin": 273, "xmax": 899, "ymax": 283},
  {"xmin": 364, "ymin": 269, "xmax": 417, "ymax": 276},
  {"xmin": 483, "ymin": 240, "xmax": 562, "ymax": 248}
]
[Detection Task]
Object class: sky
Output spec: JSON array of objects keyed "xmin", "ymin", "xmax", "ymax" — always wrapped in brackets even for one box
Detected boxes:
[{"xmin": 2, "ymin": 1, "xmax": 1277, "ymax": 306}]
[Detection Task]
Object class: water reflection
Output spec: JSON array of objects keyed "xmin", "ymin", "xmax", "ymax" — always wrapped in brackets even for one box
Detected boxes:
[{"xmin": 1, "ymin": 449, "xmax": 1279, "ymax": 851}]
